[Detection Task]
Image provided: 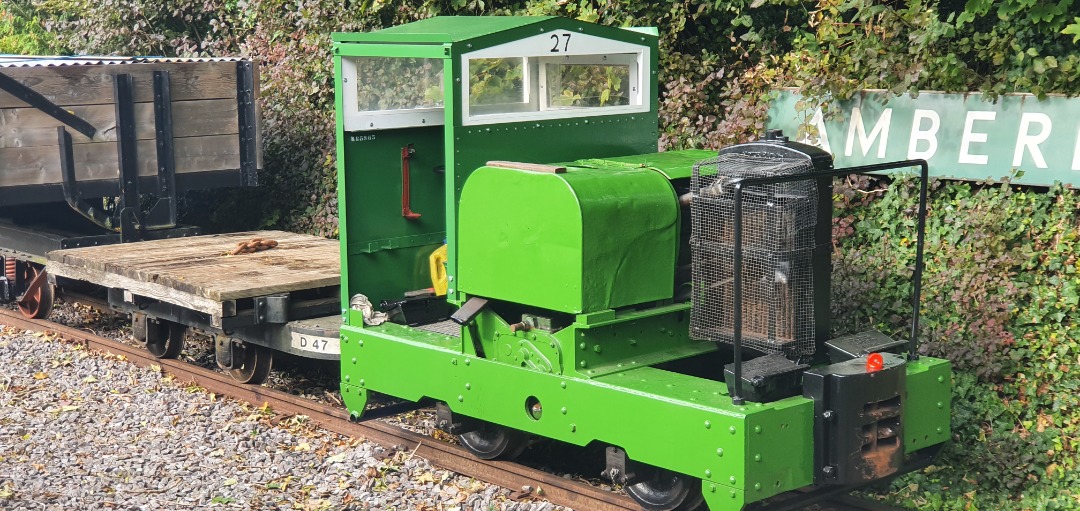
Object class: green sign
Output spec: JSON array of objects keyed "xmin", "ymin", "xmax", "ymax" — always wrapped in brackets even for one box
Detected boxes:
[{"xmin": 767, "ymin": 89, "xmax": 1080, "ymax": 187}]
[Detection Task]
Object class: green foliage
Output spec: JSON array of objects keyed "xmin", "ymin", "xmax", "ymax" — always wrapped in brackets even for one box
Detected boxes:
[
  {"xmin": 0, "ymin": 1, "xmax": 61, "ymax": 54},
  {"xmin": 356, "ymin": 57, "xmax": 444, "ymax": 111},
  {"xmin": 1065, "ymin": 17, "xmax": 1080, "ymax": 43},
  {"xmin": 772, "ymin": 0, "xmax": 1079, "ymax": 123},
  {"xmin": 33, "ymin": 0, "xmax": 251, "ymax": 56},
  {"xmin": 834, "ymin": 176, "xmax": 1080, "ymax": 507},
  {"xmin": 469, "ymin": 58, "xmax": 525, "ymax": 106},
  {"xmin": 548, "ymin": 62, "xmax": 630, "ymax": 107}
]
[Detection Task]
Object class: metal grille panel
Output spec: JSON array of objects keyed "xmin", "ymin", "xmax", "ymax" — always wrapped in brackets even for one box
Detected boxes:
[
  {"xmin": 690, "ymin": 153, "xmax": 818, "ymax": 356},
  {"xmin": 415, "ymin": 319, "xmax": 461, "ymax": 338}
]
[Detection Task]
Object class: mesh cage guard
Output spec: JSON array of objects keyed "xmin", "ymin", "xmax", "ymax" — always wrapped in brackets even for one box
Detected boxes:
[{"xmin": 690, "ymin": 152, "xmax": 821, "ymax": 357}]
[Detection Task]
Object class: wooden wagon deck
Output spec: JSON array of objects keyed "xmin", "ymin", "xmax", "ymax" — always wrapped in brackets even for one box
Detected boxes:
[{"xmin": 46, "ymin": 231, "xmax": 339, "ymax": 322}]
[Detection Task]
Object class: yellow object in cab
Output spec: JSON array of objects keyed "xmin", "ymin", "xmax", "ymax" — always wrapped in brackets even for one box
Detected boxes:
[{"xmin": 429, "ymin": 244, "xmax": 448, "ymax": 296}]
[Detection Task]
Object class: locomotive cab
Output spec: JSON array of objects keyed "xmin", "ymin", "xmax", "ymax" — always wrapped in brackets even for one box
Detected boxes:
[{"xmin": 333, "ymin": 16, "xmax": 658, "ymax": 311}]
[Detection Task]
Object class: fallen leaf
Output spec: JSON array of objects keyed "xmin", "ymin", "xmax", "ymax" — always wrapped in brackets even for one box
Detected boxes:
[
  {"xmin": 83, "ymin": 376, "xmax": 98, "ymax": 383},
  {"xmin": 33, "ymin": 372, "xmax": 47, "ymax": 380},
  {"xmin": 326, "ymin": 452, "xmax": 347, "ymax": 463},
  {"xmin": 223, "ymin": 478, "xmax": 238, "ymax": 486}
]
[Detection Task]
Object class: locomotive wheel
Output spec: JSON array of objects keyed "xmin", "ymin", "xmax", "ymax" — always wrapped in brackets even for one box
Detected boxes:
[
  {"xmin": 458, "ymin": 422, "xmax": 529, "ymax": 461},
  {"xmin": 625, "ymin": 469, "xmax": 704, "ymax": 511},
  {"xmin": 226, "ymin": 341, "xmax": 273, "ymax": 385},
  {"xmin": 16, "ymin": 264, "xmax": 54, "ymax": 319},
  {"xmin": 144, "ymin": 320, "xmax": 187, "ymax": 359}
]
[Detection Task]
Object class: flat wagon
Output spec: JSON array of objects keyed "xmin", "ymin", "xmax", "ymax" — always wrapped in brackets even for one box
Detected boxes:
[{"xmin": 0, "ymin": 57, "xmax": 339, "ymax": 383}]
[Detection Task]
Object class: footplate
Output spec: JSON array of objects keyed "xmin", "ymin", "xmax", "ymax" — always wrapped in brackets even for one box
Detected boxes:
[{"xmin": 803, "ymin": 352, "xmax": 905, "ymax": 485}]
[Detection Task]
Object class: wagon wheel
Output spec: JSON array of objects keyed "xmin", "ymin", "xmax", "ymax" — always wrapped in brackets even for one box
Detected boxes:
[
  {"xmin": 17, "ymin": 264, "xmax": 54, "ymax": 320},
  {"xmin": 226, "ymin": 341, "xmax": 274, "ymax": 385},
  {"xmin": 625, "ymin": 468, "xmax": 704, "ymax": 511},
  {"xmin": 144, "ymin": 320, "xmax": 186, "ymax": 359},
  {"xmin": 458, "ymin": 422, "xmax": 529, "ymax": 461}
]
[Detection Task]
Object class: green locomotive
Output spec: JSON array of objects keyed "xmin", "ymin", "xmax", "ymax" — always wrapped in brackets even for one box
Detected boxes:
[{"xmin": 334, "ymin": 16, "xmax": 951, "ymax": 511}]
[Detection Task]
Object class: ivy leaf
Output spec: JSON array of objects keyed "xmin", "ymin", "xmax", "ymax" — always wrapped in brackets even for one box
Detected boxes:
[{"xmin": 1063, "ymin": 18, "xmax": 1080, "ymax": 43}]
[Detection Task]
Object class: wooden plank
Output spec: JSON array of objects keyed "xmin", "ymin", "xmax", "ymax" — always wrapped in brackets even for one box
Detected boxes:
[
  {"xmin": 47, "ymin": 231, "xmax": 341, "ymax": 303},
  {"xmin": 0, "ymin": 61, "xmax": 243, "ymax": 108},
  {"xmin": 0, "ymin": 98, "xmax": 239, "ymax": 148},
  {"xmin": 47, "ymin": 260, "xmax": 226, "ymax": 317},
  {"xmin": 0, "ymin": 134, "xmax": 241, "ymax": 187}
]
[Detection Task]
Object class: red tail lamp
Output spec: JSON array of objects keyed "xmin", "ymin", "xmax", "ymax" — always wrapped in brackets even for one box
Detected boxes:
[{"xmin": 866, "ymin": 353, "xmax": 884, "ymax": 373}]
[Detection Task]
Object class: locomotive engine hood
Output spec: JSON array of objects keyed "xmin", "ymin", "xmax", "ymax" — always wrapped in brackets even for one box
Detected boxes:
[{"xmin": 456, "ymin": 162, "xmax": 679, "ymax": 314}]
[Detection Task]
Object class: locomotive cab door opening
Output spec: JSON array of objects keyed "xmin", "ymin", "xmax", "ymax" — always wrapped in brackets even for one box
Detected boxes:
[{"xmin": 337, "ymin": 54, "xmax": 449, "ymax": 309}]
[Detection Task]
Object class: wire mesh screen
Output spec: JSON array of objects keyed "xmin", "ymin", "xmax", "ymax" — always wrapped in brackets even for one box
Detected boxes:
[{"xmin": 690, "ymin": 153, "xmax": 819, "ymax": 356}]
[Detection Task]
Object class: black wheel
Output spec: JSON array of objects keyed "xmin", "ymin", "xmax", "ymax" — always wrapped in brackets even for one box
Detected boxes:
[
  {"xmin": 16, "ymin": 265, "xmax": 54, "ymax": 319},
  {"xmin": 145, "ymin": 320, "xmax": 186, "ymax": 359},
  {"xmin": 626, "ymin": 469, "xmax": 705, "ymax": 511},
  {"xmin": 458, "ymin": 422, "xmax": 529, "ymax": 461},
  {"xmin": 226, "ymin": 341, "xmax": 274, "ymax": 385}
]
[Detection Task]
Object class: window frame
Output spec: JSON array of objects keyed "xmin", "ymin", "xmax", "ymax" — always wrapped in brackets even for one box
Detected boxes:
[
  {"xmin": 461, "ymin": 31, "xmax": 650, "ymax": 126},
  {"xmin": 340, "ymin": 56, "xmax": 446, "ymax": 132}
]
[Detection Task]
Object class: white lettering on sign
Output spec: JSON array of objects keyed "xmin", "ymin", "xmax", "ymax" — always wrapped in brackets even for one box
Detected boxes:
[
  {"xmin": 773, "ymin": 91, "xmax": 1080, "ymax": 184},
  {"xmin": 907, "ymin": 109, "xmax": 940, "ymax": 160},
  {"xmin": 812, "ymin": 108, "xmax": 832, "ymax": 154},
  {"xmin": 798, "ymin": 108, "xmax": 833, "ymax": 154},
  {"xmin": 1074, "ymin": 129, "xmax": 1080, "ymax": 171},
  {"xmin": 906, "ymin": 109, "xmax": 940, "ymax": 160},
  {"xmin": 845, "ymin": 107, "xmax": 892, "ymax": 158},
  {"xmin": 958, "ymin": 111, "xmax": 996, "ymax": 165},
  {"xmin": 1013, "ymin": 112, "xmax": 1052, "ymax": 169}
]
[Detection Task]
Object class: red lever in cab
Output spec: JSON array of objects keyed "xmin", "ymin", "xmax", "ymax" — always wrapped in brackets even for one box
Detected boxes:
[{"xmin": 401, "ymin": 145, "xmax": 421, "ymax": 220}]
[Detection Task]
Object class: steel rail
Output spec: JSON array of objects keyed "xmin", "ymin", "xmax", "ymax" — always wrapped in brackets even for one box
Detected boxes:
[
  {"xmin": 0, "ymin": 307, "xmax": 639, "ymax": 511},
  {"xmin": 825, "ymin": 496, "xmax": 912, "ymax": 511}
]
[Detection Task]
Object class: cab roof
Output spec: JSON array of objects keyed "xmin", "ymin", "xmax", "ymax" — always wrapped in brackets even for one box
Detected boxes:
[
  {"xmin": 332, "ymin": 16, "xmax": 656, "ymax": 45},
  {"xmin": 332, "ymin": 16, "xmax": 556, "ymax": 44}
]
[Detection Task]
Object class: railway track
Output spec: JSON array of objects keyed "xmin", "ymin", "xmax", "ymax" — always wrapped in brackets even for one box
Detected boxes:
[
  {"xmin": 0, "ymin": 304, "xmax": 910, "ymax": 511},
  {"xmin": 0, "ymin": 306, "xmax": 637, "ymax": 511}
]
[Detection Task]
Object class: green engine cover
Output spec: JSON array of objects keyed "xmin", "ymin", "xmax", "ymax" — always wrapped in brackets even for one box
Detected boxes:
[{"xmin": 457, "ymin": 164, "xmax": 678, "ymax": 313}]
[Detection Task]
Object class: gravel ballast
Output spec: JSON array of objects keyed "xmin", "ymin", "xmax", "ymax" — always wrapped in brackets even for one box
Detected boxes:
[{"xmin": 0, "ymin": 325, "xmax": 569, "ymax": 511}]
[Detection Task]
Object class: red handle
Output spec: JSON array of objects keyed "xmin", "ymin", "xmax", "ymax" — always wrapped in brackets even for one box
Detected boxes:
[{"xmin": 401, "ymin": 145, "xmax": 421, "ymax": 220}]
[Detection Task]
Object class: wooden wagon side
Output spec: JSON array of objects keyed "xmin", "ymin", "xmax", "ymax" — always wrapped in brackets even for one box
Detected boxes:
[{"xmin": 0, "ymin": 57, "xmax": 261, "ymax": 206}]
